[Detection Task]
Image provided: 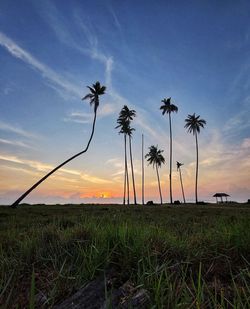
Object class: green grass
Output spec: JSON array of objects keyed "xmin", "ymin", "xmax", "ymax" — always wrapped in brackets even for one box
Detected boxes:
[{"xmin": 0, "ymin": 203, "xmax": 250, "ymax": 308}]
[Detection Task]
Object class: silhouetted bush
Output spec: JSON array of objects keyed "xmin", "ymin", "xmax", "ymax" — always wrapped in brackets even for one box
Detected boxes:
[
  {"xmin": 174, "ymin": 200, "xmax": 181, "ymax": 205},
  {"xmin": 197, "ymin": 201, "xmax": 207, "ymax": 205}
]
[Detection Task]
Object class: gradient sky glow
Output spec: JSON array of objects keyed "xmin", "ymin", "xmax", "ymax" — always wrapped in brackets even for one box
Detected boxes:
[{"xmin": 0, "ymin": 0, "xmax": 250, "ymax": 204}]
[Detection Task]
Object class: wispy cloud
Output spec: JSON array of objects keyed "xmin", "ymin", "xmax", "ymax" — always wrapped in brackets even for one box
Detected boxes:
[
  {"xmin": 0, "ymin": 153, "xmax": 113, "ymax": 184},
  {"xmin": 64, "ymin": 103, "xmax": 118, "ymax": 124},
  {"xmin": 0, "ymin": 120, "xmax": 39, "ymax": 139},
  {"xmin": 35, "ymin": 2, "xmax": 167, "ymax": 142},
  {"xmin": 0, "ymin": 138, "xmax": 33, "ymax": 149},
  {"xmin": 36, "ymin": 1, "xmax": 114, "ymax": 88},
  {"xmin": 0, "ymin": 31, "xmax": 83, "ymax": 99}
]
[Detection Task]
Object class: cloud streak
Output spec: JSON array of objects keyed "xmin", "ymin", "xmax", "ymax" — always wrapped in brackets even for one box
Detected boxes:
[
  {"xmin": 0, "ymin": 153, "xmax": 113, "ymax": 184},
  {"xmin": 0, "ymin": 138, "xmax": 33, "ymax": 149},
  {"xmin": 0, "ymin": 31, "xmax": 83, "ymax": 99},
  {"xmin": 0, "ymin": 120, "xmax": 39, "ymax": 139}
]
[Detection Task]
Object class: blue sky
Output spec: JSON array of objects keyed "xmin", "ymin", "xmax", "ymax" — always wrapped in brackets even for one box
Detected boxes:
[{"xmin": 0, "ymin": 0, "xmax": 250, "ymax": 204}]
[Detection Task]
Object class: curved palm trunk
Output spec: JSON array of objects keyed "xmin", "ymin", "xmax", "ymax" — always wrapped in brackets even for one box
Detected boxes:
[
  {"xmin": 168, "ymin": 113, "xmax": 173, "ymax": 204},
  {"xmin": 129, "ymin": 136, "xmax": 137, "ymax": 205},
  {"xmin": 156, "ymin": 165, "xmax": 163, "ymax": 205},
  {"xmin": 195, "ymin": 131, "xmax": 199, "ymax": 204},
  {"xmin": 11, "ymin": 112, "xmax": 98, "ymax": 208},
  {"xmin": 141, "ymin": 134, "xmax": 144, "ymax": 205},
  {"xmin": 124, "ymin": 135, "xmax": 130, "ymax": 205},
  {"xmin": 179, "ymin": 168, "xmax": 186, "ymax": 204}
]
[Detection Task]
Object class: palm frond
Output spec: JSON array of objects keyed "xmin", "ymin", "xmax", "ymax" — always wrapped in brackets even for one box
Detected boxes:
[
  {"xmin": 82, "ymin": 93, "xmax": 93, "ymax": 101},
  {"xmin": 87, "ymin": 86, "xmax": 96, "ymax": 94}
]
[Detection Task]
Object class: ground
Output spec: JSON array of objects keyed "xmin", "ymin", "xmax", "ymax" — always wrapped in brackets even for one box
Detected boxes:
[{"xmin": 0, "ymin": 203, "xmax": 250, "ymax": 308}]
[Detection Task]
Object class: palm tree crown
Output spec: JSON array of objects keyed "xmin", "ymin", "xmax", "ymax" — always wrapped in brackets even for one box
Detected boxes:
[
  {"xmin": 177, "ymin": 161, "xmax": 184, "ymax": 170},
  {"xmin": 145, "ymin": 145, "xmax": 165, "ymax": 168},
  {"xmin": 184, "ymin": 113, "xmax": 206, "ymax": 134},
  {"xmin": 82, "ymin": 81, "xmax": 106, "ymax": 112},
  {"xmin": 118, "ymin": 105, "xmax": 136, "ymax": 121},
  {"xmin": 160, "ymin": 97, "xmax": 178, "ymax": 115}
]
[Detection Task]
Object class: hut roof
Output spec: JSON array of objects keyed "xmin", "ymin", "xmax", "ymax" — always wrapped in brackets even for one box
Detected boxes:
[{"xmin": 213, "ymin": 193, "xmax": 230, "ymax": 197}]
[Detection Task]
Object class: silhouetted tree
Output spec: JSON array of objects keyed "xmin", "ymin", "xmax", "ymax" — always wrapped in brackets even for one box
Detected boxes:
[
  {"xmin": 141, "ymin": 134, "xmax": 145, "ymax": 205},
  {"xmin": 184, "ymin": 113, "xmax": 206, "ymax": 204},
  {"xmin": 11, "ymin": 81, "xmax": 106, "ymax": 208},
  {"xmin": 145, "ymin": 145, "xmax": 165, "ymax": 205},
  {"xmin": 160, "ymin": 97, "xmax": 178, "ymax": 204},
  {"xmin": 127, "ymin": 125, "xmax": 137, "ymax": 205},
  {"xmin": 177, "ymin": 161, "xmax": 186, "ymax": 204},
  {"xmin": 116, "ymin": 105, "xmax": 137, "ymax": 205},
  {"xmin": 116, "ymin": 118, "xmax": 130, "ymax": 205}
]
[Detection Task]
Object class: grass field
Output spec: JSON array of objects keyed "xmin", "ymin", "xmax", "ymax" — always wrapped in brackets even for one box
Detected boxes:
[{"xmin": 0, "ymin": 203, "xmax": 250, "ymax": 308}]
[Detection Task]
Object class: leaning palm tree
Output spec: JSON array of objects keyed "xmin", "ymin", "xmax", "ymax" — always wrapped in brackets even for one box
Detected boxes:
[
  {"xmin": 160, "ymin": 97, "xmax": 178, "ymax": 204},
  {"xmin": 116, "ymin": 118, "xmax": 130, "ymax": 205},
  {"xmin": 176, "ymin": 161, "xmax": 186, "ymax": 204},
  {"xmin": 11, "ymin": 81, "xmax": 106, "ymax": 208},
  {"xmin": 116, "ymin": 105, "xmax": 137, "ymax": 205},
  {"xmin": 145, "ymin": 145, "xmax": 165, "ymax": 205},
  {"xmin": 184, "ymin": 113, "xmax": 206, "ymax": 204}
]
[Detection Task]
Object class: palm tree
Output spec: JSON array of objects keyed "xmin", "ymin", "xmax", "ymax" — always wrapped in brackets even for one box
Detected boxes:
[
  {"xmin": 127, "ymin": 125, "xmax": 137, "ymax": 205},
  {"xmin": 184, "ymin": 113, "xmax": 206, "ymax": 204},
  {"xmin": 141, "ymin": 134, "xmax": 145, "ymax": 205},
  {"xmin": 160, "ymin": 97, "xmax": 178, "ymax": 204},
  {"xmin": 176, "ymin": 161, "xmax": 186, "ymax": 204},
  {"xmin": 145, "ymin": 145, "xmax": 165, "ymax": 205},
  {"xmin": 116, "ymin": 105, "xmax": 137, "ymax": 205},
  {"xmin": 116, "ymin": 118, "xmax": 130, "ymax": 205},
  {"xmin": 11, "ymin": 82, "xmax": 106, "ymax": 208}
]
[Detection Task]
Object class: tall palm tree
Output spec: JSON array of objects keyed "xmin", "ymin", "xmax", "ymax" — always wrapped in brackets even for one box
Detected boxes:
[
  {"xmin": 127, "ymin": 125, "xmax": 137, "ymax": 205},
  {"xmin": 145, "ymin": 145, "xmax": 165, "ymax": 205},
  {"xmin": 116, "ymin": 105, "xmax": 137, "ymax": 205},
  {"xmin": 176, "ymin": 161, "xmax": 186, "ymax": 204},
  {"xmin": 141, "ymin": 134, "xmax": 145, "ymax": 205},
  {"xmin": 11, "ymin": 81, "xmax": 106, "ymax": 208},
  {"xmin": 184, "ymin": 113, "xmax": 206, "ymax": 204},
  {"xmin": 160, "ymin": 97, "xmax": 178, "ymax": 204},
  {"xmin": 116, "ymin": 118, "xmax": 130, "ymax": 205}
]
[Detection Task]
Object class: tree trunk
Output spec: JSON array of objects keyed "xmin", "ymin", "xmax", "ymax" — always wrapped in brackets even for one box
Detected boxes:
[
  {"xmin": 179, "ymin": 168, "xmax": 186, "ymax": 204},
  {"xmin": 195, "ymin": 131, "xmax": 199, "ymax": 204},
  {"xmin": 125, "ymin": 135, "xmax": 130, "ymax": 205},
  {"xmin": 169, "ymin": 113, "xmax": 173, "ymax": 204},
  {"xmin": 11, "ymin": 111, "xmax": 97, "ymax": 208},
  {"xmin": 141, "ymin": 134, "xmax": 144, "ymax": 205},
  {"xmin": 123, "ymin": 134, "xmax": 127, "ymax": 205},
  {"xmin": 156, "ymin": 165, "xmax": 163, "ymax": 205},
  {"xmin": 129, "ymin": 136, "xmax": 137, "ymax": 205}
]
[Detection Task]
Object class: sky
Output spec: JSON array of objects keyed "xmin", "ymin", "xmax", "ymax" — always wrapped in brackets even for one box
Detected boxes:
[{"xmin": 0, "ymin": 0, "xmax": 250, "ymax": 204}]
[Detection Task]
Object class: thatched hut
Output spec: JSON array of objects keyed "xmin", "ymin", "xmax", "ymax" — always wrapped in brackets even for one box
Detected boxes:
[{"xmin": 213, "ymin": 193, "xmax": 230, "ymax": 203}]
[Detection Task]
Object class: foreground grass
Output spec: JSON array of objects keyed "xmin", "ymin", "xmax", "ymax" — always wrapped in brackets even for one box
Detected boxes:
[{"xmin": 0, "ymin": 203, "xmax": 250, "ymax": 308}]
